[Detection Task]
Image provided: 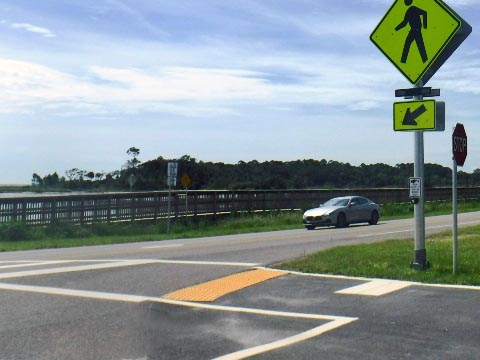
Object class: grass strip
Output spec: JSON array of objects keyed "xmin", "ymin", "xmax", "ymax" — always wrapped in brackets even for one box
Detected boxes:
[
  {"xmin": 276, "ymin": 225, "xmax": 480, "ymax": 286},
  {"xmin": 0, "ymin": 212, "xmax": 302, "ymax": 252}
]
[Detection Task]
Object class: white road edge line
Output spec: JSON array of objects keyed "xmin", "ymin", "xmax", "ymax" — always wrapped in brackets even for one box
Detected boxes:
[
  {"xmin": 212, "ymin": 318, "xmax": 355, "ymax": 360},
  {"xmin": 0, "ymin": 282, "xmax": 150, "ymax": 302},
  {"xmin": 0, "ymin": 261, "xmax": 47, "ymax": 263},
  {"xmin": 355, "ymin": 229, "xmax": 413, "ymax": 237},
  {"xmin": 0, "ymin": 260, "xmax": 74, "ymax": 270},
  {"xmin": 279, "ymin": 269, "xmax": 480, "ymax": 291},
  {"xmin": 0, "ymin": 282, "xmax": 357, "ymax": 360},
  {"xmin": 0, "ymin": 260, "xmax": 159, "ymax": 279},
  {"xmin": 141, "ymin": 244, "xmax": 185, "ymax": 249},
  {"xmin": 356, "ymin": 220, "xmax": 480, "ymax": 238},
  {"xmin": 150, "ymin": 260, "xmax": 260, "ymax": 267},
  {"xmin": 0, "ymin": 260, "xmax": 260, "ymax": 279}
]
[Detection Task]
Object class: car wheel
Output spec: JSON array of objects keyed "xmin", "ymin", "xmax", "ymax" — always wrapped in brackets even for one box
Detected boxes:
[
  {"xmin": 336, "ymin": 213, "xmax": 347, "ymax": 228},
  {"xmin": 368, "ymin": 211, "xmax": 379, "ymax": 225},
  {"xmin": 306, "ymin": 225, "xmax": 315, "ymax": 230}
]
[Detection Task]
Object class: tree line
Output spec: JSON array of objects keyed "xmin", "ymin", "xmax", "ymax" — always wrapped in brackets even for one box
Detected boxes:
[{"xmin": 31, "ymin": 148, "xmax": 480, "ymax": 191}]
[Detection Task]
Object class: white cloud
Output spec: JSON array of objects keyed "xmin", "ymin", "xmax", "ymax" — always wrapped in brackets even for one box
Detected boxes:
[
  {"xmin": 0, "ymin": 56, "xmax": 395, "ymax": 117},
  {"xmin": 89, "ymin": 66, "xmax": 273, "ymax": 102},
  {"xmin": 436, "ymin": 57, "xmax": 480, "ymax": 94},
  {"xmin": 449, "ymin": 0, "xmax": 480, "ymax": 6},
  {"xmin": 11, "ymin": 23, "xmax": 56, "ymax": 38},
  {"xmin": 0, "ymin": 59, "xmax": 273, "ymax": 116}
]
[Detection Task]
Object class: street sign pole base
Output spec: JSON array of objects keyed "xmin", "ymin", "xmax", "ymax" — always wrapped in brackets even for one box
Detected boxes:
[{"xmin": 410, "ymin": 249, "xmax": 431, "ymax": 270}]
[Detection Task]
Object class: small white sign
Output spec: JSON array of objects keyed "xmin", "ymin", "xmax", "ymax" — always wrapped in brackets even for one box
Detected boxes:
[
  {"xmin": 167, "ymin": 162, "xmax": 178, "ymax": 187},
  {"xmin": 409, "ymin": 177, "xmax": 422, "ymax": 198}
]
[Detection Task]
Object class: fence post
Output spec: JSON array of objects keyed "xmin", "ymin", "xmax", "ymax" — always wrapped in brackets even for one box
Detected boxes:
[
  {"xmin": 107, "ymin": 196, "xmax": 112, "ymax": 223},
  {"xmin": 51, "ymin": 199, "xmax": 56, "ymax": 223},
  {"xmin": 93, "ymin": 198, "xmax": 98, "ymax": 223},
  {"xmin": 213, "ymin": 192, "xmax": 217, "ymax": 218},
  {"xmin": 131, "ymin": 196, "xmax": 136, "ymax": 222},
  {"xmin": 80, "ymin": 198, "xmax": 85, "ymax": 225},
  {"xmin": 174, "ymin": 192, "xmax": 179, "ymax": 219},
  {"xmin": 21, "ymin": 200, "xmax": 27, "ymax": 223},
  {"xmin": 153, "ymin": 194, "xmax": 159, "ymax": 221},
  {"xmin": 116, "ymin": 197, "xmax": 121, "ymax": 222},
  {"xmin": 67, "ymin": 199, "xmax": 72, "ymax": 223},
  {"xmin": 12, "ymin": 201, "xmax": 18, "ymax": 222},
  {"xmin": 193, "ymin": 193, "xmax": 198, "ymax": 218}
]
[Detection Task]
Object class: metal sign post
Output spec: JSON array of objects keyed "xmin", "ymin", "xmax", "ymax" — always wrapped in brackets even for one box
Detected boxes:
[
  {"xmin": 410, "ymin": 85, "xmax": 430, "ymax": 270},
  {"xmin": 181, "ymin": 174, "xmax": 191, "ymax": 220},
  {"xmin": 452, "ymin": 157, "xmax": 458, "ymax": 274},
  {"xmin": 167, "ymin": 181, "xmax": 171, "ymax": 233},
  {"xmin": 167, "ymin": 162, "xmax": 178, "ymax": 233}
]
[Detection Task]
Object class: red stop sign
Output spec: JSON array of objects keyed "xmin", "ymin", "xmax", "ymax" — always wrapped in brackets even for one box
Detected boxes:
[{"xmin": 452, "ymin": 123, "xmax": 467, "ymax": 166}]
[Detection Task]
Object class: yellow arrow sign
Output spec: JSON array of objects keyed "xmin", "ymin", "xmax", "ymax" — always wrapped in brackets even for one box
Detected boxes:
[
  {"xmin": 371, "ymin": 0, "xmax": 471, "ymax": 85},
  {"xmin": 394, "ymin": 100, "xmax": 436, "ymax": 131}
]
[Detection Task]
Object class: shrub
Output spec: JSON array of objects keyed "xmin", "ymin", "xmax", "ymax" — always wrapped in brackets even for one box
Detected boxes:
[{"xmin": 0, "ymin": 221, "xmax": 30, "ymax": 241}]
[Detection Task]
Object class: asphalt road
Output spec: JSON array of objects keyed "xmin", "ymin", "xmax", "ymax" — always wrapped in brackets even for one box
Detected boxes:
[{"xmin": 0, "ymin": 212, "xmax": 479, "ymax": 359}]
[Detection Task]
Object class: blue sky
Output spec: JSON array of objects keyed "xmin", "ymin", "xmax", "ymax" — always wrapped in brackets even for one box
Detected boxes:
[{"xmin": 0, "ymin": 0, "xmax": 479, "ymax": 184}]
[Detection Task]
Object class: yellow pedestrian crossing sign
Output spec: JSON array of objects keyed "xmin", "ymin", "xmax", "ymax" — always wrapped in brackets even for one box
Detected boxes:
[{"xmin": 371, "ymin": 0, "xmax": 471, "ymax": 85}]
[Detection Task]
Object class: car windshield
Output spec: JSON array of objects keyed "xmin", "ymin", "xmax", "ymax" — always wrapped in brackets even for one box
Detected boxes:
[{"xmin": 322, "ymin": 198, "xmax": 350, "ymax": 207}]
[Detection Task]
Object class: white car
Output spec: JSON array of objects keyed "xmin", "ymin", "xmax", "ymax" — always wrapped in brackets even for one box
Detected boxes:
[{"xmin": 303, "ymin": 196, "xmax": 381, "ymax": 230}]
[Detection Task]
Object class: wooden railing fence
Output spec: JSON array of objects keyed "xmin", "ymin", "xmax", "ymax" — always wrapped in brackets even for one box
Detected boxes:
[{"xmin": 0, "ymin": 187, "xmax": 478, "ymax": 226}]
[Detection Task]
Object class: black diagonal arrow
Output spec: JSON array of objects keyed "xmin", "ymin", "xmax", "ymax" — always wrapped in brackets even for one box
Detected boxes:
[{"xmin": 403, "ymin": 104, "xmax": 427, "ymax": 126}]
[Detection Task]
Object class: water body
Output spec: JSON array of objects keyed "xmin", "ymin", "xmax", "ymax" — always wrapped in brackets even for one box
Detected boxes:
[{"xmin": 0, "ymin": 191, "xmax": 113, "ymax": 198}]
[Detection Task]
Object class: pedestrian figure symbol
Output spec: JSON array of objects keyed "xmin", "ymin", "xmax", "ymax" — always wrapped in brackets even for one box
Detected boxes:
[
  {"xmin": 395, "ymin": 0, "xmax": 428, "ymax": 64},
  {"xmin": 370, "ymin": 0, "xmax": 471, "ymax": 85}
]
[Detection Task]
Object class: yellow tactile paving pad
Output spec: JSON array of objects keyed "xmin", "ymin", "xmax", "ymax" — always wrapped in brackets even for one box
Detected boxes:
[{"xmin": 163, "ymin": 269, "xmax": 288, "ymax": 302}]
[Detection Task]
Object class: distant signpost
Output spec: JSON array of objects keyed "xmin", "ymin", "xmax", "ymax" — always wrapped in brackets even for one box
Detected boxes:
[
  {"xmin": 167, "ymin": 162, "xmax": 179, "ymax": 233},
  {"xmin": 167, "ymin": 162, "xmax": 178, "ymax": 187},
  {"xmin": 128, "ymin": 174, "xmax": 137, "ymax": 192},
  {"xmin": 181, "ymin": 174, "xmax": 191, "ymax": 219},
  {"xmin": 181, "ymin": 174, "xmax": 191, "ymax": 189}
]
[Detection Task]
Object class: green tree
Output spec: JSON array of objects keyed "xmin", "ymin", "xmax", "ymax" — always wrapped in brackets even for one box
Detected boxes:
[
  {"xmin": 65, "ymin": 168, "xmax": 79, "ymax": 181},
  {"xmin": 43, "ymin": 172, "xmax": 60, "ymax": 187},
  {"xmin": 124, "ymin": 147, "xmax": 141, "ymax": 171},
  {"xmin": 31, "ymin": 173, "xmax": 43, "ymax": 186}
]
